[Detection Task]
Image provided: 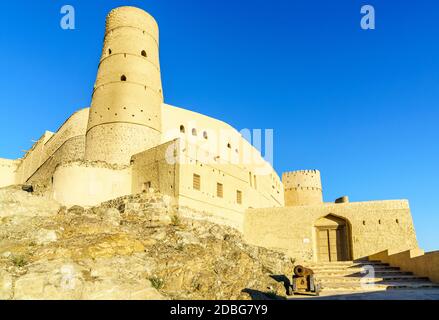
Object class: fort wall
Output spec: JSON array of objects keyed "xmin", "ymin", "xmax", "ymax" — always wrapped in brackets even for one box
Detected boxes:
[
  {"xmin": 0, "ymin": 158, "xmax": 20, "ymax": 187},
  {"xmin": 131, "ymin": 139, "xmax": 179, "ymax": 198},
  {"xmin": 52, "ymin": 161, "xmax": 132, "ymax": 207},
  {"xmin": 244, "ymin": 200, "xmax": 418, "ymax": 262},
  {"xmin": 160, "ymin": 105, "xmax": 284, "ymax": 231},
  {"xmin": 162, "ymin": 104, "xmax": 284, "ymax": 206},
  {"xmin": 5, "ymin": 109, "xmax": 89, "ymax": 189}
]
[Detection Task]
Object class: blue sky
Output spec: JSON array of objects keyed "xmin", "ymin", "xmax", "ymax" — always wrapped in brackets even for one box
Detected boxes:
[{"xmin": 1, "ymin": 0, "xmax": 438, "ymax": 251}]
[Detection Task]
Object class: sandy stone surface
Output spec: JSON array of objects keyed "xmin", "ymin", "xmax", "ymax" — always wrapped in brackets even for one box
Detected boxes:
[{"xmin": 0, "ymin": 186, "xmax": 292, "ymax": 300}]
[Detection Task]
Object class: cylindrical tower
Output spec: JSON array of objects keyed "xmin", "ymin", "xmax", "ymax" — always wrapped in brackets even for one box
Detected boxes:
[
  {"xmin": 283, "ymin": 170, "xmax": 323, "ymax": 206},
  {"xmin": 85, "ymin": 6, "xmax": 163, "ymax": 165}
]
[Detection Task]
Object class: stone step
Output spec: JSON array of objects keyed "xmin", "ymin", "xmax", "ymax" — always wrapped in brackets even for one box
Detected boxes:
[
  {"xmin": 309, "ymin": 261, "xmax": 390, "ymax": 266},
  {"xmin": 313, "ymin": 269, "xmax": 401, "ymax": 275},
  {"xmin": 307, "ymin": 259, "xmax": 439, "ymax": 294},
  {"xmin": 314, "ymin": 270, "xmax": 411, "ymax": 277},
  {"xmin": 321, "ymin": 281, "xmax": 439, "ymax": 292},
  {"xmin": 314, "ymin": 267, "xmax": 403, "ymax": 273},
  {"xmin": 307, "ymin": 263, "xmax": 391, "ymax": 269},
  {"xmin": 307, "ymin": 260, "xmax": 381, "ymax": 265},
  {"xmin": 318, "ymin": 275, "xmax": 430, "ymax": 284}
]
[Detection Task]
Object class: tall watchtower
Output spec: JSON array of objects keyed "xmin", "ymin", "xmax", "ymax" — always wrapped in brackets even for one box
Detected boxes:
[
  {"xmin": 85, "ymin": 6, "xmax": 163, "ymax": 165},
  {"xmin": 283, "ymin": 170, "xmax": 323, "ymax": 206}
]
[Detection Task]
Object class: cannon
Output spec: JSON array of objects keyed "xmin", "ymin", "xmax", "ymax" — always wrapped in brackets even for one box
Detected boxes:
[{"xmin": 287, "ymin": 265, "xmax": 321, "ymax": 296}]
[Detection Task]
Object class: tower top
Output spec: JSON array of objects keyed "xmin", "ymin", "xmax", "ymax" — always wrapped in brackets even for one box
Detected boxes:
[{"xmin": 106, "ymin": 6, "xmax": 159, "ymax": 39}]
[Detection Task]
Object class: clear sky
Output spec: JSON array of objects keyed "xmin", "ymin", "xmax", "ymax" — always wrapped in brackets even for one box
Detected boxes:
[{"xmin": 1, "ymin": 0, "xmax": 438, "ymax": 251}]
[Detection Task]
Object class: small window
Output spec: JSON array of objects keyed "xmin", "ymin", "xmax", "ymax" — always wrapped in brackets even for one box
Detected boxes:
[
  {"xmin": 249, "ymin": 172, "xmax": 252, "ymax": 187},
  {"xmin": 217, "ymin": 183, "xmax": 223, "ymax": 198},
  {"xmin": 378, "ymin": 219, "xmax": 381, "ymax": 225},
  {"xmin": 236, "ymin": 190, "xmax": 242, "ymax": 204},
  {"xmin": 396, "ymin": 219, "xmax": 399, "ymax": 224},
  {"xmin": 193, "ymin": 174, "xmax": 201, "ymax": 190},
  {"xmin": 254, "ymin": 175, "xmax": 257, "ymax": 189},
  {"xmin": 108, "ymin": 48, "xmax": 112, "ymax": 55},
  {"xmin": 180, "ymin": 125, "xmax": 185, "ymax": 133},
  {"xmin": 192, "ymin": 128, "xmax": 197, "ymax": 136},
  {"xmin": 227, "ymin": 143, "xmax": 231, "ymax": 149},
  {"xmin": 363, "ymin": 220, "xmax": 366, "ymax": 226},
  {"xmin": 141, "ymin": 50, "xmax": 147, "ymax": 57},
  {"xmin": 203, "ymin": 131, "xmax": 208, "ymax": 139},
  {"xmin": 121, "ymin": 75, "xmax": 127, "ymax": 81}
]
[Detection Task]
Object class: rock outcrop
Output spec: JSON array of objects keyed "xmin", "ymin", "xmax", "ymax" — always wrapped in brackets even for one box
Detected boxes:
[{"xmin": 0, "ymin": 186, "xmax": 292, "ymax": 300}]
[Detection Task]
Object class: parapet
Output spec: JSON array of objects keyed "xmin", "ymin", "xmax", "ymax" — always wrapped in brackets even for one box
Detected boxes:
[
  {"xmin": 283, "ymin": 170, "xmax": 322, "ymax": 190},
  {"xmin": 106, "ymin": 6, "xmax": 159, "ymax": 40}
]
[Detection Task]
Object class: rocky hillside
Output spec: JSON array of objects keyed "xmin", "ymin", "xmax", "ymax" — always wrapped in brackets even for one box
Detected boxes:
[{"xmin": 0, "ymin": 186, "xmax": 293, "ymax": 300}]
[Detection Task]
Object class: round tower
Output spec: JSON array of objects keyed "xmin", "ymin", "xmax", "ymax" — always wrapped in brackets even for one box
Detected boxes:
[
  {"xmin": 85, "ymin": 6, "xmax": 163, "ymax": 165},
  {"xmin": 282, "ymin": 170, "xmax": 323, "ymax": 206}
]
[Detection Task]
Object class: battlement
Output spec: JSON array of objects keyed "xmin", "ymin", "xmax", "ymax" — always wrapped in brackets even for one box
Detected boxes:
[
  {"xmin": 282, "ymin": 170, "xmax": 322, "ymax": 190},
  {"xmin": 284, "ymin": 169, "xmax": 320, "ymax": 175},
  {"xmin": 106, "ymin": 6, "xmax": 159, "ymax": 39}
]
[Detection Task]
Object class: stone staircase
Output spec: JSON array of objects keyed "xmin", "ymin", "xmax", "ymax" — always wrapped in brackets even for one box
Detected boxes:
[{"xmin": 307, "ymin": 260, "xmax": 439, "ymax": 292}]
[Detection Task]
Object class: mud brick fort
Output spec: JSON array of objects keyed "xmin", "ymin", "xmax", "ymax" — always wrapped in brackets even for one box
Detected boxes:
[{"xmin": 1, "ymin": 7, "xmax": 437, "ymax": 282}]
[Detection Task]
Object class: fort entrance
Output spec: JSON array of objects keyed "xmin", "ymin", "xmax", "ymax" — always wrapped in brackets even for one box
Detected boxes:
[{"xmin": 315, "ymin": 215, "xmax": 351, "ymax": 262}]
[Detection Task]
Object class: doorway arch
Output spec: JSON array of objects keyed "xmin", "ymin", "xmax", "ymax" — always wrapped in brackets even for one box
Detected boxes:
[{"xmin": 315, "ymin": 214, "xmax": 351, "ymax": 262}]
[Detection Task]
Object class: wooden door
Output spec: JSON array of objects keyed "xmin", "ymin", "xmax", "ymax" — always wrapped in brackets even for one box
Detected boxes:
[
  {"xmin": 318, "ymin": 229, "xmax": 331, "ymax": 262},
  {"xmin": 317, "ymin": 226, "xmax": 348, "ymax": 262}
]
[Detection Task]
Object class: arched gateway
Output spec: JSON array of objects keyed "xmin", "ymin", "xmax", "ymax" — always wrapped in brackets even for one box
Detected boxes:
[{"xmin": 315, "ymin": 214, "xmax": 351, "ymax": 262}]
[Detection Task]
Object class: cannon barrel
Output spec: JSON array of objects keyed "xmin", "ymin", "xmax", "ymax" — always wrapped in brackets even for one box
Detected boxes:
[{"xmin": 294, "ymin": 265, "xmax": 314, "ymax": 277}]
